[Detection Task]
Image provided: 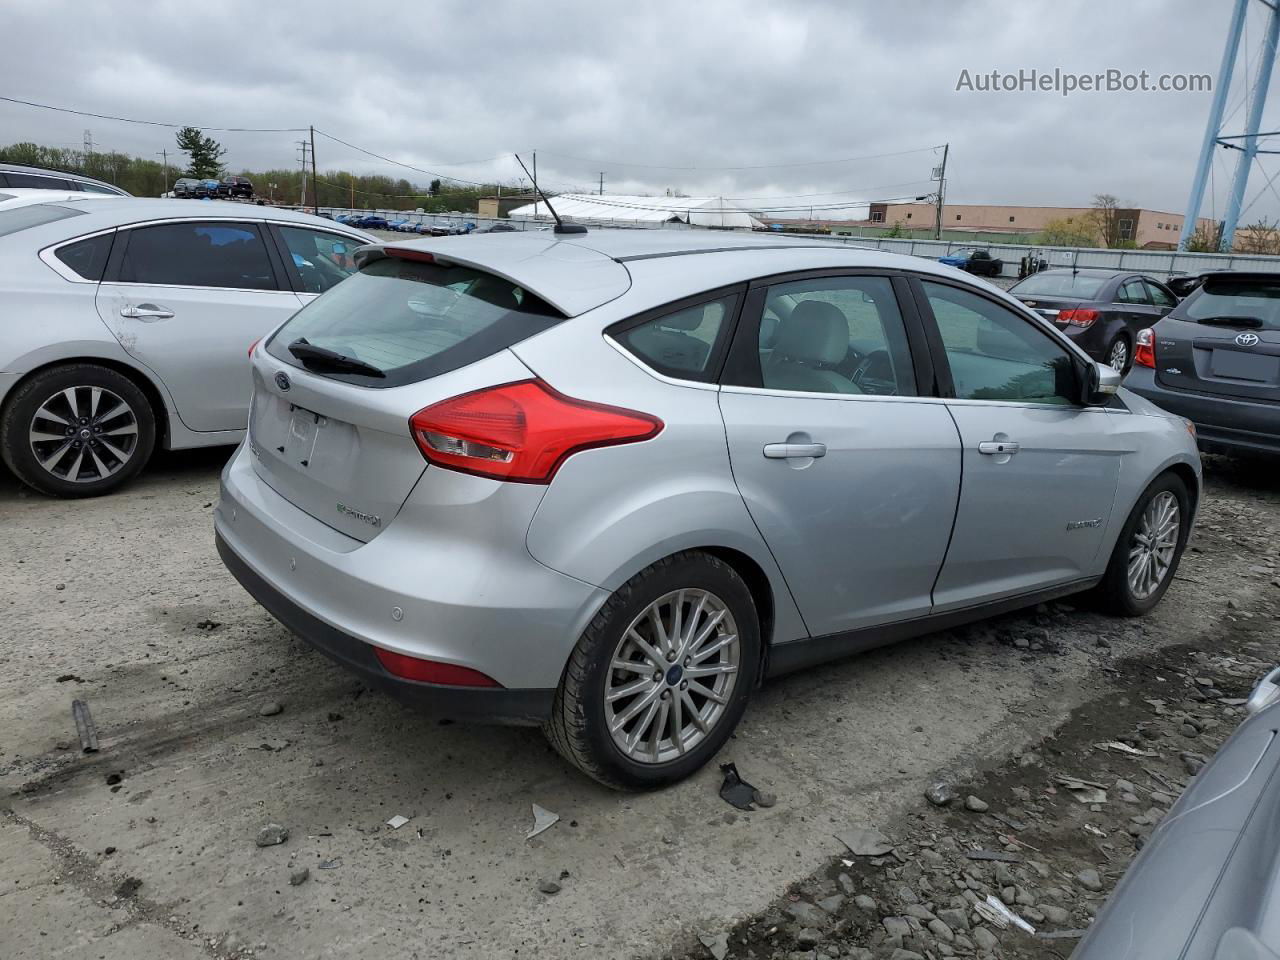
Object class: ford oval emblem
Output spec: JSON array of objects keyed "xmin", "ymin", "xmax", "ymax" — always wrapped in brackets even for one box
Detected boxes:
[
  {"xmin": 1236, "ymin": 332, "xmax": 1260, "ymax": 346},
  {"xmin": 275, "ymin": 371, "xmax": 291, "ymax": 391}
]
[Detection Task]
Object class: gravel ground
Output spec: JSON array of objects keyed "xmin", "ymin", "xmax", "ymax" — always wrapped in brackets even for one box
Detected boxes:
[{"xmin": 1, "ymin": 451, "xmax": 1276, "ymax": 960}]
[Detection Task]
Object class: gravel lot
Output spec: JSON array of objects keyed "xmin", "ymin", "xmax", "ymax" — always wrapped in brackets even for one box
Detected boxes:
[{"xmin": 1, "ymin": 450, "xmax": 1277, "ymax": 960}]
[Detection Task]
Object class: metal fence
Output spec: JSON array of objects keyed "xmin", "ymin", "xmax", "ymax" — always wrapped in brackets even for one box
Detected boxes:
[{"xmin": 301, "ymin": 204, "xmax": 1280, "ymax": 278}]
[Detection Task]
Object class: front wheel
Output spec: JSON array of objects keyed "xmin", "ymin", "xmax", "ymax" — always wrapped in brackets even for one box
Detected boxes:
[
  {"xmin": 1, "ymin": 364, "xmax": 156, "ymax": 498},
  {"xmin": 544, "ymin": 551, "xmax": 760, "ymax": 789},
  {"xmin": 1092, "ymin": 473, "xmax": 1191, "ymax": 616}
]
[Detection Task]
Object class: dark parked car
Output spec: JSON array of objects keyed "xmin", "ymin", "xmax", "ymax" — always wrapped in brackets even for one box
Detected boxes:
[
  {"xmin": 938, "ymin": 248, "xmax": 1003, "ymax": 277},
  {"xmin": 476, "ymin": 222, "xmax": 518, "ymax": 233},
  {"xmin": 1007, "ymin": 268, "xmax": 1178, "ymax": 372},
  {"xmin": 218, "ymin": 176, "xmax": 254, "ymax": 199},
  {"xmin": 173, "ymin": 177, "xmax": 201, "ymax": 198},
  {"xmin": 1125, "ymin": 271, "xmax": 1280, "ymax": 456},
  {"xmin": 1074, "ymin": 666, "xmax": 1280, "ymax": 960},
  {"xmin": 1166, "ymin": 268, "xmax": 1237, "ymax": 299},
  {"xmin": 0, "ymin": 162, "xmax": 130, "ymax": 196}
]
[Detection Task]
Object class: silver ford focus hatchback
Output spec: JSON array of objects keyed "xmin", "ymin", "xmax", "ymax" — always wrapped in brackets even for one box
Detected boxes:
[{"xmin": 215, "ymin": 228, "xmax": 1201, "ymax": 788}]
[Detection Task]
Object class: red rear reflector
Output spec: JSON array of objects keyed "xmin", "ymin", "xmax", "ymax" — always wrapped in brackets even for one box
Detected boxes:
[
  {"xmin": 1135, "ymin": 328, "xmax": 1156, "ymax": 368},
  {"xmin": 374, "ymin": 648, "xmax": 501, "ymax": 687},
  {"xmin": 1058, "ymin": 307, "xmax": 1099, "ymax": 328},
  {"xmin": 385, "ymin": 248, "xmax": 436, "ymax": 264},
  {"xmin": 409, "ymin": 379, "xmax": 663, "ymax": 483},
  {"xmin": 248, "ymin": 336, "xmax": 261, "ymax": 357}
]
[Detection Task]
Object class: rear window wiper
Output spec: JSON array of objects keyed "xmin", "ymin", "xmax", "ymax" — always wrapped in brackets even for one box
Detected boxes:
[
  {"xmin": 287, "ymin": 338, "xmax": 386, "ymax": 378},
  {"xmin": 1194, "ymin": 315, "xmax": 1265, "ymax": 328}
]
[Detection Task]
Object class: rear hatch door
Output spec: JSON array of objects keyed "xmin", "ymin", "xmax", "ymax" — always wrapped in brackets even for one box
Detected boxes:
[
  {"xmin": 250, "ymin": 246, "xmax": 601, "ymax": 541},
  {"xmin": 1155, "ymin": 276, "xmax": 1280, "ymax": 402}
]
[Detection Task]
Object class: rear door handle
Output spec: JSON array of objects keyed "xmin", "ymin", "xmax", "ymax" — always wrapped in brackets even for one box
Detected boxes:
[
  {"xmin": 120, "ymin": 303, "xmax": 175, "ymax": 321},
  {"xmin": 978, "ymin": 440, "xmax": 1020, "ymax": 456},
  {"xmin": 763, "ymin": 442, "xmax": 827, "ymax": 459}
]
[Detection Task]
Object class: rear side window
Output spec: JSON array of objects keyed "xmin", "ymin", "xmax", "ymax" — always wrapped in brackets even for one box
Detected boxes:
[
  {"xmin": 0, "ymin": 203, "xmax": 84, "ymax": 238},
  {"xmin": 54, "ymin": 233, "xmax": 113, "ymax": 281},
  {"xmin": 266, "ymin": 254, "xmax": 564, "ymax": 388},
  {"xmin": 5, "ymin": 172, "xmax": 72, "ymax": 189},
  {"xmin": 613, "ymin": 296, "xmax": 734, "ymax": 381},
  {"xmin": 118, "ymin": 222, "xmax": 276, "ymax": 290}
]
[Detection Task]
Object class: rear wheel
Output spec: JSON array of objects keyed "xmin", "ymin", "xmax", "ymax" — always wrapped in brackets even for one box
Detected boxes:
[
  {"xmin": 1107, "ymin": 335, "xmax": 1132, "ymax": 374},
  {"xmin": 544, "ymin": 551, "xmax": 760, "ymax": 789},
  {"xmin": 1, "ymin": 364, "xmax": 155, "ymax": 498},
  {"xmin": 1092, "ymin": 472, "xmax": 1191, "ymax": 616}
]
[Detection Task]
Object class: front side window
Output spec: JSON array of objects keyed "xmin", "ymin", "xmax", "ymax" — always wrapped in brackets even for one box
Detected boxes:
[
  {"xmin": 1145, "ymin": 280, "xmax": 1177, "ymax": 308},
  {"xmin": 755, "ymin": 276, "xmax": 916, "ymax": 396},
  {"xmin": 277, "ymin": 225, "xmax": 362, "ymax": 294},
  {"xmin": 613, "ymin": 296, "xmax": 733, "ymax": 381},
  {"xmin": 118, "ymin": 222, "xmax": 276, "ymax": 290},
  {"xmin": 922, "ymin": 281, "xmax": 1076, "ymax": 405},
  {"xmin": 1116, "ymin": 279, "xmax": 1150, "ymax": 304}
]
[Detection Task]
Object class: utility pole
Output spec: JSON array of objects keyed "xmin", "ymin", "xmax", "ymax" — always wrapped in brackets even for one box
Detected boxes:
[
  {"xmin": 599, "ymin": 171, "xmax": 604, "ymax": 196},
  {"xmin": 296, "ymin": 140, "xmax": 309, "ymax": 208},
  {"xmin": 310, "ymin": 125, "xmax": 319, "ymax": 215},
  {"xmin": 156, "ymin": 149, "xmax": 169, "ymax": 196},
  {"xmin": 933, "ymin": 142, "xmax": 949, "ymax": 241}
]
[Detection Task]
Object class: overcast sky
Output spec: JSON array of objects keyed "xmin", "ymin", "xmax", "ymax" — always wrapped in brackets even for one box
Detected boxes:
[{"xmin": 5, "ymin": 0, "xmax": 1278, "ymax": 219}]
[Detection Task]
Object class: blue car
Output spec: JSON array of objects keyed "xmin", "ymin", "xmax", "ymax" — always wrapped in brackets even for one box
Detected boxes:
[{"xmin": 937, "ymin": 248, "xmax": 1003, "ymax": 277}]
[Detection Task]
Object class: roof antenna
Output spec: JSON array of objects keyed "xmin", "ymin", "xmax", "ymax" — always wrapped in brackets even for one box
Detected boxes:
[{"xmin": 514, "ymin": 153, "xmax": 586, "ymax": 235}]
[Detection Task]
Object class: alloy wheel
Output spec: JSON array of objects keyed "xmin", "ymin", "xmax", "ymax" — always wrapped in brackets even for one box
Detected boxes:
[
  {"xmin": 1127, "ymin": 491, "xmax": 1180, "ymax": 600},
  {"xmin": 28, "ymin": 386, "xmax": 140, "ymax": 484},
  {"xmin": 604, "ymin": 588, "xmax": 741, "ymax": 764},
  {"xmin": 1109, "ymin": 339, "xmax": 1129, "ymax": 372}
]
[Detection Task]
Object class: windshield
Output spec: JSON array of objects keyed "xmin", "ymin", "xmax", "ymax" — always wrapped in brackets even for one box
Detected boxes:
[
  {"xmin": 265, "ymin": 255, "xmax": 565, "ymax": 388},
  {"xmin": 1009, "ymin": 272, "xmax": 1107, "ymax": 299},
  {"xmin": 1183, "ymin": 278, "xmax": 1280, "ymax": 330}
]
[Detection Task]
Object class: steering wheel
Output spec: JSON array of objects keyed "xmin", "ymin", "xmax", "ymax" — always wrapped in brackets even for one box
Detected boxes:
[{"xmin": 849, "ymin": 349, "xmax": 897, "ymax": 395}]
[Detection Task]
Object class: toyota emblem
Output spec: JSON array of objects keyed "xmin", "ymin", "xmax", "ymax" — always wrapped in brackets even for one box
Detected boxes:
[
  {"xmin": 1236, "ymin": 332, "xmax": 1261, "ymax": 346},
  {"xmin": 275, "ymin": 371, "xmax": 291, "ymax": 391}
]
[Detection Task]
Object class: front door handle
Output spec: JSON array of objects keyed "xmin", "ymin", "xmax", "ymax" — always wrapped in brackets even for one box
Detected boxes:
[
  {"xmin": 763, "ymin": 442, "xmax": 827, "ymax": 459},
  {"xmin": 978, "ymin": 440, "xmax": 1020, "ymax": 456},
  {"xmin": 120, "ymin": 303, "xmax": 175, "ymax": 321}
]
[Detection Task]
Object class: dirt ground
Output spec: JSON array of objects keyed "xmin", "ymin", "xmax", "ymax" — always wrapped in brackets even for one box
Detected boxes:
[{"xmin": 1, "ymin": 450, "xmax": 1277, "ymax": 960}]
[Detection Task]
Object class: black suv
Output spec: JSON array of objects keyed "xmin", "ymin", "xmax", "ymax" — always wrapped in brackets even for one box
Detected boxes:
[{"xmin": 218, "ymin": 176, "xmax": 254, "ymax": 199}]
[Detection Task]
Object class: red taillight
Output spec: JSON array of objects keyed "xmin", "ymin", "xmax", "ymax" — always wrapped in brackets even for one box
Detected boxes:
[
  {"xmin": 248, "ymin": 336, "xmax": 262, "ymax": 357},
  {"xmin": 374, "ymin": 647, "xmax": 501, "ymax": 687},
  {"xmin": 409, "ymin": 379, "xmax": 663, "ymax": 483},
  {"xmin": 1058, "ymin": 307, "xmax": 1099, "ymax": 328},
  {"xmin": 1135, "ymin": 328, "xmax": 1156, "ymax": 368}
]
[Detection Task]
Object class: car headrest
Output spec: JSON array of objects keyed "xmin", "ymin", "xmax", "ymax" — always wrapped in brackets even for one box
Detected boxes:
[
  {"xmin": 661, "ymin": 307, "xmax": 705, "ymax": 331},
  {"xmin": 773, "ymin": 300, "xmax": 848, "ymax": 364}
]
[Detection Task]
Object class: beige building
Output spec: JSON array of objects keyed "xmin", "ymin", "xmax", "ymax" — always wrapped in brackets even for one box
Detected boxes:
[
  {"xmin": 862, "ymin": 202, "xmax": 1215, "ymax": 249},
  {"xmin": 476, "ymin": 194, "xmax": 540, "ymax": 219}
]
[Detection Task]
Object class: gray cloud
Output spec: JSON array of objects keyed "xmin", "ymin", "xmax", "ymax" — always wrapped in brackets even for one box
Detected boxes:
[{"xmin": 3, "ymin": 0, "xmax": 1269, "ymax": 218}]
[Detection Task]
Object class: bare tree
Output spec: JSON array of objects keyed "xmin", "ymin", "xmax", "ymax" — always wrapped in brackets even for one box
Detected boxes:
[
  {"xmin": 1086, "ymin": 194, "xmax": 1124, "ymax": 248},
  {"xmin": 1183, "ymin": 222, "xmax": 1223, "ymax": 253},
  {"xmin": 1235, "ymin": 217, "xmax": 1280, "ymax": 255}
]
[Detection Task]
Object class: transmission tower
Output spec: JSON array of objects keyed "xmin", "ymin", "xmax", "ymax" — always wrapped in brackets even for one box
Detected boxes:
[{"xmin": 1181, "ymin": 0, "xmax": 1280, "ymax": 251}]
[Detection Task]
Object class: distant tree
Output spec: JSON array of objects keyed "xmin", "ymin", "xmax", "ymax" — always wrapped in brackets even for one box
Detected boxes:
[
  {"xmin": 1184, "ymin": 222, "xmax": 1224, "ymax": 252},
  {"xmin": 429, "ymin": 178, "xmax": 442, "ymax": 196},
  {"xmin": 1085, "ymin": 193, "xmax": 1124, "ymax": 248},
  {"xmin": 175, "ymin": 126, "xmax": 226, "ymax": 179},
  {"xmin": 882, "ymin": 220, "xmax": 906, "ymax": 239},
  {"xmin": 1235, "ymin": 217, "xmax": 1280, "ymax": 255},
  {"xmin": 1036, "ymin": 217, "xmax": 1096, "ymax": 247}
]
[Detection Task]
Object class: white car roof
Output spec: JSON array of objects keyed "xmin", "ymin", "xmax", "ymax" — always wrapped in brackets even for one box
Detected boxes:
[{"xmin": 0, "ymin": 188, "xmax": 120, "ymax": 211}]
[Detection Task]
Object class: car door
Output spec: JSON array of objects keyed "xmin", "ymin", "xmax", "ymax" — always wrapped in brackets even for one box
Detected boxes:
[
  {"xmin": 718, "ymin": 273, "xmax": 962, "ymax": 637},
  {"xmin": 1144, "ymin": 278, "xmax": 1178, "ymax": 318},
  {"xmin": 913, "ymin": 277, "xmax": 1127, "ymax": 609},
  {"xmin": 95, "ymin": 219, "xmax": 298, "ymax": 433},
  {"xmin": 1115, "ymin": 276, "xmax": 1162, "ymax": 334}
]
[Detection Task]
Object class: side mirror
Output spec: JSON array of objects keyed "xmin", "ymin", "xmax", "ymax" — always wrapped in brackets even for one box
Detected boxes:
[{"xmin": 1082, "ymin": 361, "xmax": 1122, "ymax": 405}]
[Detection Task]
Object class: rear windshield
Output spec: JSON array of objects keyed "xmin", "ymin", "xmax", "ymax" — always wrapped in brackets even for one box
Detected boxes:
[
  {"xmin": 266, "ymin": 254, "xmax": 565, "ymax": 387},
  {"xmin": 0, "ymin": 203, "xmax": 83, "ymax": 238},
  {"xmin": 1183, "ymin": 278, "xmax": 1280, "ymax": 330},
  {"xmin": 1009, "ymin": 273, "xmax": 1107, "ymax": 299}
]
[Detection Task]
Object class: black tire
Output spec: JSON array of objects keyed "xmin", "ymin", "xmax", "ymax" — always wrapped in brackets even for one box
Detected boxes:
[
  {"xmin": 1106, "ymin": 334, "xmax": 1133, "ymax": 375},
  {"xmin": 543, "ymin": 550, "xmax": 761, "ymax": 790},
  {"xmin": 1091, "ymin": 472, "xmax": 1191, "ymax": 616},
  {"xmin": 1, "ymin": 363, "xmax": 156, "ymax": 498}
]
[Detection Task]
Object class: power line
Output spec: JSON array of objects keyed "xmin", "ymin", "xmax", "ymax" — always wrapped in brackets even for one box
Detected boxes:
[
  {"xmin": 0, "ymin": 94, "xmax": 308, "ymax": 132},
  {"xmin": 312, "ymin": 129, "xmax": 519, "ymax": 186},
  {"xmin": 535, "ymin": 144, "xmax": 944, "ymax": 172}
]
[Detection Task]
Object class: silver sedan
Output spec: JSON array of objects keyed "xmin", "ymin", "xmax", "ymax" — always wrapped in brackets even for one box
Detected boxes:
[
  {"xmin": 0, "ymin": 198, "xmax": 372, "ymax": 496},
  {"xmin": 214, "ymin": 228, "xmax": 1202, "ymax": 788}
]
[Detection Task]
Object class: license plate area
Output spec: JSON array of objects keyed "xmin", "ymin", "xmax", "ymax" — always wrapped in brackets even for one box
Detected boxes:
[
  {"xmin": 1210, "ymin": 349, "xmax": 1278, "ymax": 382},
  {"xmin": 284, "ymin": 405, "xmax": 326, "ymax": 466}
]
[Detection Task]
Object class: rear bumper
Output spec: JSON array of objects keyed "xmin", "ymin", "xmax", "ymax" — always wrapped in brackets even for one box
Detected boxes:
[
  {"xmin": 1126, "ymin": 366, "xmax": 1280, "ymax": 456},
  {"xmin": 217, "ymin": 531, "xmax": 554, "ymax": 723}
]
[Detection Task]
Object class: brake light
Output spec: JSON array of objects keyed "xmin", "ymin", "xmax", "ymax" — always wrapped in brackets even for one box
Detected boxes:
[
  {"xmin": 385, "ymin": 248, "xmax": 436, "ymax": 264},
  {"xmin": 248, "ymin": 337, "xmax": 261, "ymax": 357},
  {"xmin": 374, "ymin": 648, "xmax": 500, "ymax": 687},
  {"xmin": 1058, "ymin": 307, "xmax": 1099, "ymax": 328},
  {"xmin": 410, "ymin": 379, "xmax": 663, "ymax": 483},
  {"xmin": 1135, "ymin": 328, "xmax": 1156, "ymax": 368}
]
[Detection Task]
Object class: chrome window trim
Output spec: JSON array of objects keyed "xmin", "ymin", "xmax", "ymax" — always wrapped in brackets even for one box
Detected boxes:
[
  {"xmin": 38, "ymin": 226, "xmax": 119, "ymax": 284},
  {"xmin": 105, "ymin": 281, "xmax": 300, "ymax": 296},
  {"xmin": 719, "ymin": 383, "xmax": 946, "ymax": 405},
  {"xmin": 603, "ymin": 334, "xmax": 719, "ymax": 391}
]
